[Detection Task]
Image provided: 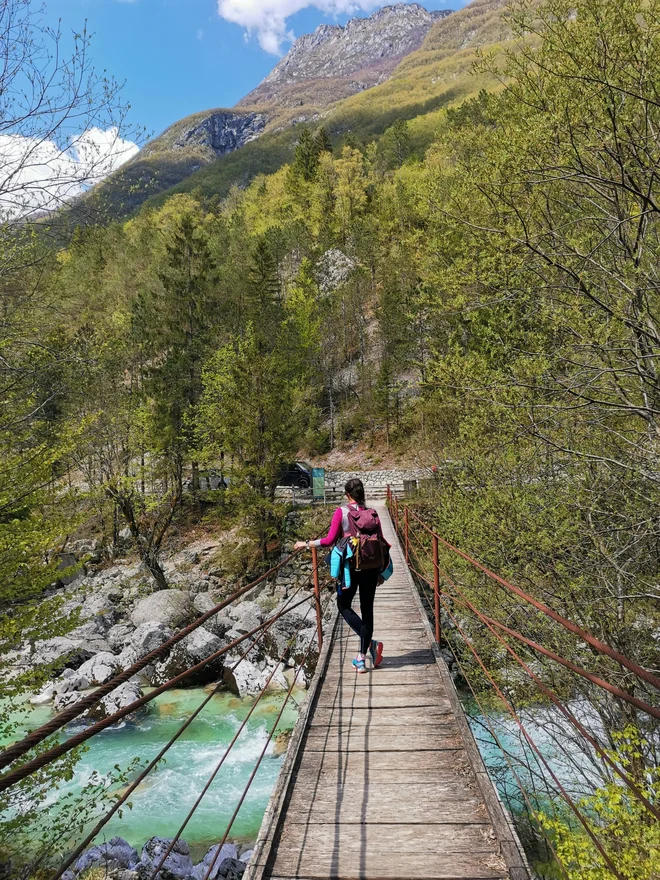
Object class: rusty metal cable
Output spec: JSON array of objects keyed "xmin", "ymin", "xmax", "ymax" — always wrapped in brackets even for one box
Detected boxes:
[
  {"xmin": 408, "ymin": 551, "xmax": 660, "ymax": 822},
  {"xmin": 432, "ymin": 582, "xmax": 626, "ymax": 880},
  {"xmin": 48, "ymin": 584, "xmax": 312, "ymax": 880},
  {"xmin": 147, "ymin": 595, "xmax": 322, "ymax": 880},
  {"xmin": 201, "ymin": 596, "xmax": 331, "ymax": 880},
  {"xmin": 403, "ymin": 546, "xmax": 660, "ymax": 721},
  {"xmin": 401, "ymin": 501, "xmax": 660, "ymax": 692},
  {"xmin": 0, "ymin": 548, "xmax": 307, "ymax": 773},
  {"xmin": 416, "ymin": 575, "xmax": 570, "ymax": 880},
  {"xmin": 0, "ymin": 594, "xmax": 314, "ymax": 794}
]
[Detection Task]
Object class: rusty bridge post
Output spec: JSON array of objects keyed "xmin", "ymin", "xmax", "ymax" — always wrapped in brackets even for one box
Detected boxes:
[
  {"xmin": 311, "ymin": 545, "xmax": 323, "ymax": 651},
  {"xmin": 432, "ymin": 534, "xmax": 441, "ymax": 644},
  {"xmin": 404, "ymin": 506, "xmax": 410, "ymax": 565}
]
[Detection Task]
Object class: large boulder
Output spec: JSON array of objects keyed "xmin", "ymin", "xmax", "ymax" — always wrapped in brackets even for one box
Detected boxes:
[
  {"xmin": 75, "ymin": 837, "xmax": 139, "ymax": 874},
  {"xmin": 131, "ymin": 591, "xmax": 194, "ymax": 629},
  {"xmin": 107, "ymin": 623, "xmax": 136, "ymax": 651},
  {"xmin": 149, "ymin": 627, "xmax": 224, "ymax": 687},
  {"xmin": 216, "ymin": 858, "xmax": 246, "ymax": 880},
  {"xmin": 51, "ymin": 668, "xmax": 90, "ymax": 705},
  {"xmin": 262, "ymin": 596, "xmax": 314, "ymax": 658},
  {"xmin": 30, "ymin": 636, "xmax": 95, "ymax": 670},
  {"xmin": 66, "ymin": 619, "xmax": 113, "ymax": 654},
  {"xmin": 193, "ymin": 592, "xmax": 218, "ymax": 615},
  {"xmin": 86, "ymin": 681, "xmax": 144, "ymax": 723},
  {"xmin": 137, "ymin": 837, "xmax": 193, "ymax": 880},
  {"xmin": 227, "ymin": 601, "xmax": 263, "ymax": 635},
  {"xmin": 78, "ymin": 651, "xmax": 122, "ymax": 685},
  {"xmin": 223, "ymin": 655, "xmax": 270, "ymax": 697},
  {"xmin": 53, "ymin": 689, "xmax": 88, "ymax": 711},
  {"xmin": 127, "ymin": 621, "xmax": 173, "ymax": 656},
  {"xmin": 191, "ymin": 844, "xmax": 238, "ymax": 880},
  {"xmin": 205, "ymin": 613, "xmax": 233, "ymax": 639}
]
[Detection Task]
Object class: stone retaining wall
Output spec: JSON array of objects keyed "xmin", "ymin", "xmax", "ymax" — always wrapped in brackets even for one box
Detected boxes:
[{"xmin": 325, "ymin": 468, "xmax": 431, "ymax": 488}]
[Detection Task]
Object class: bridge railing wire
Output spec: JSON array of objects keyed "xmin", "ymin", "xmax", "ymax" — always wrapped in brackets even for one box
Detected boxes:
[
  {"xmin": 47, "ymin": 586, "xmax": 326, "ymax": 880},
  {"xmin": 387, "ymin": 486, "xmax": 659, "ymax": 878},
  {"xmin": 0, "ymin": 543, "xmax": 327, "ymax": 798},
  {"xmin": 0, "ymin": 546, "xmax": 312, "ymax": 774}
]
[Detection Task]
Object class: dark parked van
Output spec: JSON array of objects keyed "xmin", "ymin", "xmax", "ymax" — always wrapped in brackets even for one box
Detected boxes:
[{"xmin": 278, "ymin": 462, "xmax": 312, "ymax": 489}]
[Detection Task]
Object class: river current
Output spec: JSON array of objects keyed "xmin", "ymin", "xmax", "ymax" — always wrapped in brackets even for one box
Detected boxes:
[{"xmin": 12, "ymin": 687, "xmax": 300, "ymax": 863}]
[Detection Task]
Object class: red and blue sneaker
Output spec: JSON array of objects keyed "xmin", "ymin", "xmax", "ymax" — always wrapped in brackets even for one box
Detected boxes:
[{"xmin": 370, "ymin": 640, "xmax": 384, "ymax": 668}]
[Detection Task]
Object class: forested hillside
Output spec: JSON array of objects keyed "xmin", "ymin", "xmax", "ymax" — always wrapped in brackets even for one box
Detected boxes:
[{"xmin": 2, "ymin": 0, "xmax": 660, "ymax": 876}]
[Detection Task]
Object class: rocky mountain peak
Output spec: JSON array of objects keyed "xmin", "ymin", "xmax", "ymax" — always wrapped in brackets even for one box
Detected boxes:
[{"xmin": 239, "ymin": 3, "xmax": 452, "ymax": 109}]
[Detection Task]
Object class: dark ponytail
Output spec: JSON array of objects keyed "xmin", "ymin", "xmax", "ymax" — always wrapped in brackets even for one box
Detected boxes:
[{"xmin": 344, "ymin": 477, "xmax": 365, "ymax": 506}]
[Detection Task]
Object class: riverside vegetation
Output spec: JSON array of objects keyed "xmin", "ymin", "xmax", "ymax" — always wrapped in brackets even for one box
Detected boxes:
[{"xmin": 1, "ymin": 0, "xmax": 660, "ymax": 877}]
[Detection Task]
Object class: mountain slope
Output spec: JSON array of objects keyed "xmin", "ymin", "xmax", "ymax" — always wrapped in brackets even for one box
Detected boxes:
[
  {"xmin": 237, "ymin": 4, "xmax": 450, "ymax": 127},
  {"xmin": 77, "ymin": 0, "xmax": 512, "ymax": 221},
  {"xmin": 136, "ymin": 0, "xmax": 513, "ymax": 210},
  {"xmin": 78, "ymin": 4, "xmax": 446, "ymax": 220}
]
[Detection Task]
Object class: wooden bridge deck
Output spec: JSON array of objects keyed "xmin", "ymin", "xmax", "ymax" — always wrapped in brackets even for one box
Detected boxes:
[{"xmin": 247, "ymin": 504, "xmax": 529, "ymax": 880}]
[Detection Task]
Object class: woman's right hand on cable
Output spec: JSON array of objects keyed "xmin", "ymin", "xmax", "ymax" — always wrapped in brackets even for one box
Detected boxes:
[{"xmin": 293, "ymin": 541, "xmax": 308, "ymax": 551}]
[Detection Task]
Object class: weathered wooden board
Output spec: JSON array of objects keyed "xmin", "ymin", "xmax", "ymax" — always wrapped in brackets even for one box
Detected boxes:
[
  {"xmin": 293, "ymin": 748, "xmax": 469, "ymax": 774},
  {"xmin": 260, "ymin": 852, "xmax": 507, "ymax": 880},
  {"xmin": 266, "ymin": 822, "xmax": 499, "ymax": 854},
  {"xmin": 309, "ymin": 706, "xmax": 457, "ymax": 726},
  {"xmin": 282, "ymin": 795, "xmax": 489, "ymax": 825},
  {"xmin": 302, "ymin": 730, "xmax": 464, "ymax": 751}
]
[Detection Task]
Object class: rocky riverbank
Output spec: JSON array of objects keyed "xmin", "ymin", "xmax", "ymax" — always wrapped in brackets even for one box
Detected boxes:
[
  {"xmin": 60, "ymin": 836, "xmax": 251, "ymax": 880},
  {"xmin": 9, "ymin": 533, "xmax": 327, "ymax": 714}
]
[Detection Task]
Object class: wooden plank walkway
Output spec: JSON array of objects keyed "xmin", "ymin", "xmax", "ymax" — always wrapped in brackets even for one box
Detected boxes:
[{"xmin": 247, "ymin": 503, "xmax": 529, "ymax": 880}]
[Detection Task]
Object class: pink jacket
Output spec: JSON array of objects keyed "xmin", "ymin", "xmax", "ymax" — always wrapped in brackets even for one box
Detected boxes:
[{"xmin": 312, "ymin": 503, "xmax": 361, "ymax": 548}]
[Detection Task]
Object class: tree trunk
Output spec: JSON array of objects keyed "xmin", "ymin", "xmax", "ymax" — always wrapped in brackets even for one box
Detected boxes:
[{"xmin": 141, "ymin": 550, "xmax": 168, "ymax": 591}]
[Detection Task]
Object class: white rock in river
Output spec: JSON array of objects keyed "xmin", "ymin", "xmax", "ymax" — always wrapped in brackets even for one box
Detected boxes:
[
  {"xmin": 53, "ymin": 689, "xmax": 88, "ymax": 711},
  {"xmin": 149, "ymin": 627, "xmax": 224, "ymax": 687},
  {"xmin": 30, "ymin": 683, "xmax": 54, "ymax": 704},
  {"xmin": 223, "ymin": 655, "xmax": 270, "ymax": 697},
  {"xmin": 130, "ymin": 590, "xmax": 193, "ymax": 628},
  {"xmin": 78, "ymin": 651, "xmax": 122, "ymax": 685},
  {"xmin": 86, "ymin": 681, "xmax": 144, "ymax": 722},
  {"xmin": 191, "ymin": 844, "xmax": 238, "ymax": 880},
  {"xmin": 53, "ymin": 669, "xmax": 90, "ymax": 695},
  {"xmin": 138, "ymin": 836, "xmax": 193, "ymax": 880}
]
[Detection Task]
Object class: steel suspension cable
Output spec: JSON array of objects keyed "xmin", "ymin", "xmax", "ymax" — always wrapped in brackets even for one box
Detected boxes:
[
  {"xmin": 434, "ymin": 586, "xmax": 626, "ymax": 880},
  {"xmin": 201, "ymin": 595, "xmax": 332, "ymax": 880},
  {"xmin": 408, "ymin": 553, "xmax": 660, "ymax": 822},
  {"xmin": 410, "ymin": 572, "xmax": 570, "ymax": 880},
  {"xmin": 148, "ymin": 594, "xmax": 323, "ymax": 880},
  {"xmin": 0, "ymin": 595, "xmax": 313, "ymax": 794},
  {"xmin": 48, "ymin": 584, "xmax": 313, "ymax": 880},
  {"xmin": 402, "ymin": 502, "xmax": 660, "ymax": 692},
  {"xmin": 405, "ymin": 552, "xmax": 660, "ymax": 720},
  {"xmin": 0, "ymin": 548, "xmax": 308, "ymax": 772}
]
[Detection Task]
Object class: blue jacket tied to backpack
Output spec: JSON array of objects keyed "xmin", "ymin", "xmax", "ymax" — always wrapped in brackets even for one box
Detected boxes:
[{"xmin": 330, "ymin": 537, "xmax": 394, "ymax": 595}]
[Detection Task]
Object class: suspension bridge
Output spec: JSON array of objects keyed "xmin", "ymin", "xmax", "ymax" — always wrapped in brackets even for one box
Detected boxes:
[{"xmin": 1, "ymin": 491, "xmax": 658, "ymax": 880}]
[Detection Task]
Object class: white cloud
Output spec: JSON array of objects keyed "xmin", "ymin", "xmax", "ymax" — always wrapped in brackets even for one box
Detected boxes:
[
  {"xmin": 0, "ymin": 127, "xmax": 139, "ymax": 221},
  {"xmin": 217, "ymin": 0, "xmax": 380, "ymax": 54}
]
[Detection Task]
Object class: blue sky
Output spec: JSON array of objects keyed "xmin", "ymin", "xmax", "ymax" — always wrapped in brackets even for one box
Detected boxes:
[{"xmin": 41, "ymin": 0, "xmax": 468, "ymax": 140}]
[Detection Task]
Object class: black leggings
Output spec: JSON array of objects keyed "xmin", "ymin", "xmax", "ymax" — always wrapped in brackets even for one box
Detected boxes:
[{"xmin": 337, "ymin": 569, "xmax": 379, "ymax": 654}]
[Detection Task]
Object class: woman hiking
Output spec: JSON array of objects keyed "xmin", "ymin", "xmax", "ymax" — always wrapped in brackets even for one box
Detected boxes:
[{"xmin": 294, "ymin": 478, "xmax": 389, "ymax": 673}]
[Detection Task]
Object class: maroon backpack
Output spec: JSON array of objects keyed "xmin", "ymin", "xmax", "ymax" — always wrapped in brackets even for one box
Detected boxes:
[{"xmin": 346, "ymin": 506, "xmax": 390, "ymax": 571}]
